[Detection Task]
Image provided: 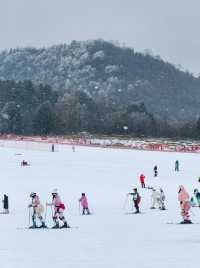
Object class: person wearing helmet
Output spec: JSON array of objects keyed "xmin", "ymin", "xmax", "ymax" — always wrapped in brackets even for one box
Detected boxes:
[
  {"xmin": 175, "ymin": 160, "xmax": 179, "ymax": 171},
  {"xmin": 178, "ymin": 185, "xmax": 192, "ymax": 224},
  {"xmin": 127, "ymin": 188, "xmax": 141, "ymax": 213},
  {"xmin": 194, "ymin": 189, "xmax": 200, "ymax": 207},
  {"xmin": 159, "ymin": 188, "xmax": 166, "ymax": 210},
  {"xmin": 79, "ymin": 193, "xmax": 90, "ymax": 215},
  {"xmin": 28, "ymin": 192, "xmax": 46, "ymax": 228},
  {"xmin": 46, "ymin": 189, "xmax": 70, "ymax": 228},
  {"xmin": 153, "ymin": 165, "xmax": 158, "ymax": 177}
]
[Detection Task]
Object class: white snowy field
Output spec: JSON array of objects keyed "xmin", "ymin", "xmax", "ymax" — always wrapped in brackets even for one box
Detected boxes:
[{"xmin": 0, "ymin": 145, "xmax": 200, "ymax": 268}]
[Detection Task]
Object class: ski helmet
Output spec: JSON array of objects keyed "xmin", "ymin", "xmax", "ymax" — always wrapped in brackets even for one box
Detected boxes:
[
  {"xmin": 30, "ymin": 192, "xmax": 36, "ymax": 198},
  {"xmin": 52, "ymin": 189, "xmax": 58, "ymax": 195},
  {"xmin": 82, "ymin": 193, "xmax": 85, "ymax": 196}
]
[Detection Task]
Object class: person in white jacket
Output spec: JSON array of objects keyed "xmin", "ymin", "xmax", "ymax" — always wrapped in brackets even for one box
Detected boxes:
[{"xmin": 150, "ymin": 189, "xmax": 162, "ymax": 209}]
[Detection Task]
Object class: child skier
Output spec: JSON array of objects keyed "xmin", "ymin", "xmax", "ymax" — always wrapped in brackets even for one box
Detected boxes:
[
  {"xmin": 139, "ymin": 174, "xmax": 145, "ymax": 188},
  {"xmin": 178, "ymin": 185, "xmax": 192, "ymax": 224},
  {"xmin": 175, "ymin": 160, "xmax": 179, "ymax": 171},
  {"xmin": 79, "ymin": 193, "xmax": 90, "ymax": 215},
  {"xmin": 46, "ymin": 189, "xmax": 70, "ymax": 228},
  {"xmin": 127, "ymin": 188, "xmax": 141, "ymax": 213},
  {"xmin": 28, "ymin": 192, "xmax": 46, "ymax": 228},
  {"xmin": 150, "ymin": 189, "xmax": 161, "ymax": 209},
  {"xmin": 194, "ymin": 189, "xmax": 200, "ymax": 207},
  {"xmin": 2, "ymin": 194, "xmax": 9, "ymax": 214},
  {"xmin": 153, "ymin": 165, "xmax": 158, "ymax": 177}
]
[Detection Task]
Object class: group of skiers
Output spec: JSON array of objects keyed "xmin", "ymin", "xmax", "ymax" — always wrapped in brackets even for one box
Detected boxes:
[{"xmin": 28, "ymin": 190, "xmax": 90, "ymax": 229}]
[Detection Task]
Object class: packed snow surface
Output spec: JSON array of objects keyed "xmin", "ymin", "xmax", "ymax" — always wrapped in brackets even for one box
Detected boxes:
[{"xmin": 0, "ymin": 145, "xmax": 200, "ymax": 268}]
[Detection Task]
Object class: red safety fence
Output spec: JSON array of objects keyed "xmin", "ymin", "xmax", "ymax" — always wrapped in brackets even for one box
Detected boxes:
[{"xmin": 0, "ymin": 134, "xmax": 200, "ymax": 153}]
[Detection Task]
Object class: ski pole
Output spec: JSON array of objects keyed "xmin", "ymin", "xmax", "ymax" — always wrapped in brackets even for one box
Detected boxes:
[{"xmin": 28, "ymin": 207, "xmax": 31, "ymax": 227}]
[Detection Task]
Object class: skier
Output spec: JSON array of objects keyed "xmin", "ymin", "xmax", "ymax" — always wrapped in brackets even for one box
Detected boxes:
[
  {"xmin": 159, "ymin": 188, "xmax": 166, "ymax": 210},
  {"xmin": 72, "ymin": 145, "xmax": 75, "ymax": 152},
  {"xmin": 79, "ymin": 193, "xmax": 90, "ymax": 215},
  {"xmin": 46, "ymin": 189, "xmax": 70, "ymax": 228},
  {"xmin": 21, "ymin": 160, "xmax": 29, "ymax": 166},
  {"xmin": 190, "ymin": 197, "xmax": 196, "ymax": 207},
  {"xmin": 178, "ymin": 185, "xmax": 192, "ymax": 224},
  {"xmin": 28, "ymin": 192, "xmax": 46, "ymax": 228},
  {"xmin": 153, "ymin": 165, "xmax": 158, "ymax": 177},
  {"xmin": 150, "ymin": 189, "xmax": 161, "ymax": 209},
  {"xmin": 139, "ymin": 174, "xmax": 145, "ymax": 188},
  {"xmin": 194, "ymin": 189, "xmax": 200, "ymax": 207},
  {"xmin": 175, "ymin": 160, "xmax": 179, "ymax": 171},
  {"xmin": 2, "ymin": 194, "xmax": 9, "ymax": 214},
  {"xmin": 51, "ymin": 144, "xmax": 55, "ymax": 152},
  {"xmin": 127, "ymin": 188, "xmax": 141, "ymax": 213}
]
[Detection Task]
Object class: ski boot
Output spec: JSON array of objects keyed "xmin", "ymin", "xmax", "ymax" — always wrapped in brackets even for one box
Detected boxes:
[
  {"xmin": 39, "ymin": 222, "xmax": 48, "ymax": 228},
  {"xmin": 60, "ymin": 222, "xmax": 70, "ymax": 228},
  {"xmin": 52, "ymin": 222, "xmax": 60, "ymax": 229},
  {"xmin": 180, "ymin": 219, "xmax": 192, "ymax": 224},
  {"xmin": 29, "ymin": 223, "xmax": 37, "ymax": 229}
]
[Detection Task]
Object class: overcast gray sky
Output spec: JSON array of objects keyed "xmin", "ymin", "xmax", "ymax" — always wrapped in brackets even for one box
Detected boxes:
[{"xmin": 0, "ymin": 0, "xmax": 200, "ymax": 75}]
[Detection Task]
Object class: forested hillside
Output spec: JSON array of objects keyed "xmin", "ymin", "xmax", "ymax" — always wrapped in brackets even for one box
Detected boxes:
[{"xmin": 0, "ymin": 40, "xmax": 200, "ymax": 137}]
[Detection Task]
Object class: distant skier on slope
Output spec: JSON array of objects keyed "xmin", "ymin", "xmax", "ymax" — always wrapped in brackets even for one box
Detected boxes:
[
  {"xmin": 28, "ymin": 192, "xmax": 46, "ymax": 228},
  {"xmin": 194, "ymin": 189, "xmax": 200, "ymax": 207},
  {"xmin": 178, "ymin": 185, "xmax": 192, "ymax": 224},
  {"xmin": 139, "ymin": 174, "xmax": 145, "ymax": 188},
  {"xmin": 79, "ymin": 193, "xmax": 90, "ymax": 215},
  {"xmin": 153, "ymin": 165, "xmax": 158, "ymax": 177},
  {"xmin": 46, "ymin": 189, "xmax": 70, "ymax": 228},
  {"xmin": 190, "ymin": 197, "xmax": 196, "ymax": 207},
  {"xmin": 21, "ymin": 160, "xmax": 30, "ymax": 166},
  {"xmin": 175, "ymin": 160, "xmax": 179, "ymax": 171},
  {"xmin": 127, "ymin": 188, "xmax": 141, "ymax": 213},
  {"xmin": 2, "ymin": 194, "xmax": 9, "ymax": 214}
]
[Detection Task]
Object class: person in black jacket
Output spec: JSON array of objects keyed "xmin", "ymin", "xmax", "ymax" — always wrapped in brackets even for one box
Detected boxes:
[{"xmin": 2, "ymin": 194, "xmax": 9, "ymax": 214}]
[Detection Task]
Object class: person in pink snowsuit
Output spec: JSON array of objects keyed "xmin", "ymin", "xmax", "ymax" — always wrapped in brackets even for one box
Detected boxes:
[
  {"xmin": 79, "ymin": 193, "xmax": 90, "ymax": 215},
  {"xmin": 178, "ymin": 185, "xmax": 192, "ymax": 224},
  {"xmin": 46, "ymin": 189, "xmax": 70, "ymax": 228}
]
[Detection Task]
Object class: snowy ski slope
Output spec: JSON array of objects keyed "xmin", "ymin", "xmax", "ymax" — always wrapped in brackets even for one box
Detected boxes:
[{"xmin": 0, "ymin": 145, "xmax": 200, "ymax": 268}]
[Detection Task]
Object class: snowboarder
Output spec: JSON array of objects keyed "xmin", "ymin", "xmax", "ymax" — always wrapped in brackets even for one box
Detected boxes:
[
  {"xmin": 28, "ymin": 192, "xmax": 46, "ymax": 228},
  {"xmin": 21, "ymin": 160, "xmax": 29, "ymax": 166},
  {"xmin": 175, "ymin": 160, "xmax": 179, "ymax": 171},
  {"xmin": 153, "ymin": 165, "xmax": 158, "ymax": 177},
  {"xmin": 159, "ymin": 188, "xmax": 166, "ymax": 210},
  {"xmin": 46, "ymin": 189, "xmax": 70, "ymax": 228},
  {"xmin": 178, "ymin": 185, "xmax": 192, "ymax": 224},
  {"xmin": 194, "ymin": 189, "xmax": 200, "ymax": 207},
  {"xmin": 127, "ymin": 188, "xmax": 141, "ymax": 213},
  {"xmin": 79, "ymin": 193, "xmax": 90, "ymax": 215},
  {"xmin": 150, "ymin": 189, "xmax": 161, "ymax": 209},
  {"xmin": 139, "ymin": 174, "xmax": 145, "ymax": 188},
  {"xmin": 2, "ymin": 194, "xmax": 9, "ymax": 214}
]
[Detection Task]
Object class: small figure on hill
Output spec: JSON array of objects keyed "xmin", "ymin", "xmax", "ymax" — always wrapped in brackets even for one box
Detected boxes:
[
  {"xmin": 51, "ymin": 144, "xmax": 55, "ymax": 152},
  {"xmin": 28, "ymin": 192, "xmax": 46, "ymax": 229},
  {"xmin": 153, "ymin": 165, "xmax": 158, "ymax": 177},
  {"xmin": 21, "ymin": 160, "xmax": 30, "ymax": 166},
  {"xmin": 139, "ymin": 174, "xmax": 145, "ymax": 188},
  {"xmin": 127, "ymin": 188, "xmax": 141, "ymax": 213},
  {"xmin": 175, "ymin": 160, "xmax": 179, "ymax": 171},
  {"xmin": 46, "ymin": 189, "xmax": 70, "ymax": 228},
  {"xmin": 194, "ymin": 189, "xmax": 200, "ymax": 207},
  {"xmin": 72, "ymin": 145, "xmax": 75, "ymax": 152},
  {"xmin": 178, "ymin": 185, "xmax": 192, "ymax": 224},
  {"xmin": 79, "ymin": 193, "xmax": 90, "ymax": 215},
  {"xmin": 2, "ymin": 194, "xmax": 9, "ymax": 214}
]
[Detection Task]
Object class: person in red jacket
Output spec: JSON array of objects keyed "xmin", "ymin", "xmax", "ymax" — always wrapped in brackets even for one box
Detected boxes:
[{"xmin": 140, "ymin": 174, "xmax": 145, "ymax": 188}]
